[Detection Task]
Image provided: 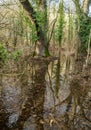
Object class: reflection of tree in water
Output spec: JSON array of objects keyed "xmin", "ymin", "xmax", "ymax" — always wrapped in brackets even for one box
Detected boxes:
[
  {"xmin": 14, "ymin": 59, "xmax": 50, "ymax": 130},
  {"xmin": 66, "ymin": 56, "xmax": 91, "ymax": 130},
  {"xmin": 0, "ymin": 74, "xmax": 9, "ymax": 130},
  {"xmin": 49, "ymin": 77, "xmax": 91, "ymax": 130},
  {"xmin": 0, "ymin": 55, "xmax": 91, "ymax": 130},
  {"xmin": 47, "ymin": 56, "xmax": 91, "ymax": 130},
  {"xmin": 65, "ymin": 78, "xmax": 91, "ymax": 130},
  {"xmin": 0, "ymin": 97, "xmax": 9, "ymax": 130}
]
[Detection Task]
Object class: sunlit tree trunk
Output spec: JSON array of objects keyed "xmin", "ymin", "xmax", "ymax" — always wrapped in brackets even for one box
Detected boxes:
[{"xmin": 82, "ymin": 0, "xmax": 89, "ymax": 13}]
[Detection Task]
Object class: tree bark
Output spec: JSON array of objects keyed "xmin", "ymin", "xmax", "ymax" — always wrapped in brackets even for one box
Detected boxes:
[
  {"xmin": 82, "ymin": 0, "xmax": 89, "ymax": 13},
  {"xmin": 73, "ymin": 0, "xmax": 91, "ymax": 52},
  {"xmin": 19, "ymin": 0, "xmax": 50, "ymax": 56}
]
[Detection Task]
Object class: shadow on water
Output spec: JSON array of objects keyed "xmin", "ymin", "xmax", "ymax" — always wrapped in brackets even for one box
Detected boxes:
[{"xmin": 0, "ymin": 54, "xmax": 91, "ymax": 130}]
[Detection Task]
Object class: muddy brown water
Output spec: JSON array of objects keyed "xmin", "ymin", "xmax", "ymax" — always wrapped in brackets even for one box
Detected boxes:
[{"xmin": 0, "ymin": 56, "xmax": 91, "ymax": 130}]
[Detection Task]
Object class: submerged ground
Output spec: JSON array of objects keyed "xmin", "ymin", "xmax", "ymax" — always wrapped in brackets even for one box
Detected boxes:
[{"xmin": 0, "ymin": 53, "xmax": 91, "ymax": 130}]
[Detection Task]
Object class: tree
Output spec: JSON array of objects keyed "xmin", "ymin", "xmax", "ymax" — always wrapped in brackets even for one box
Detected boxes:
[
  {"xmin": 19, "ymin": 0, "xmax": 51, "ymax": 56},
  {"xmin": 73, "ymin": 0, "xmax": 91, "ymax": 52},
  {"xmin": 82, "ymin": 0, "xmax": 90, "ymax": 13}
]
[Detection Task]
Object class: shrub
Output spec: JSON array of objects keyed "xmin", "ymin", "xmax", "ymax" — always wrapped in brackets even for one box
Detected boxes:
[{"xmin": 0, "ymin": 44, "xmax": 7, "ymax": 64}]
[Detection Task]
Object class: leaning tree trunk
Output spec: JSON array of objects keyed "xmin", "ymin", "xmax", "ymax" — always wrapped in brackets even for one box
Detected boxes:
[{"xmin": 19, "ymin": 0, "xmax": 50, "ymax": 56}]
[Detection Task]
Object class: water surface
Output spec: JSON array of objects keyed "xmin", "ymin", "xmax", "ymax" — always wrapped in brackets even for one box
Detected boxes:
[{"xmin": 0, "ymin": 55, "xmax": 91, "ymax": 130}]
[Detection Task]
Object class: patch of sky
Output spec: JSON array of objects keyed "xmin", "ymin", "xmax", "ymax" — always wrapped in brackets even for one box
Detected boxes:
[
  {"xmin": 63, "ymin": 0, "xmax": 76, "ymax": 13},
  {"xmin": 49, "ymin": 0, "xmax": 76, "ymax": 12},
  {"xmin": 80, "ymin": 0, "xmax": 83, "ymax": 6},
  {"xmin": 88, "ymin": 3, "xmax": 91, "ymax": 17}
]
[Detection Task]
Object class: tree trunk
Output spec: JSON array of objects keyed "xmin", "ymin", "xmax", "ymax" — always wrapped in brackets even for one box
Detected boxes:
[
  {"xmin": 74, "ymin": 0, "xmax": 91, "ymax": 52},
  {"xmin": 82, "ymin": 0, "xmax": 89, "ymax": 14},
  {"xmin": 13, "ymin": 60, "xmax": 49, "ymax": 130},
  {"xmin": 19, "ymin": 0, "xmax": 50, "ymax": 56}
]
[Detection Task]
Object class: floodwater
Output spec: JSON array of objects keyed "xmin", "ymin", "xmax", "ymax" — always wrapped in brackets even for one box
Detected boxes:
[{"xmin": 0, "ymin": 54, "xmax": 91, "ymax": 130}]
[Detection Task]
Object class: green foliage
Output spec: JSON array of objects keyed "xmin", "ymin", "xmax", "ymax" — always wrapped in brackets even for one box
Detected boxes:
[
  {"xmin": 45, "ymin": 48, "xmax": 50, "ymax": 57},
  {"xmin": 54, "ymin": 1, "xmax": 64, "ymax": 46},
  {"xmin": 36, "ymin": 11, "xmax": 45, "ymax": 27},
  {"xmin": 76, "ymin": 13, "xmax": 91, "ymax": 52},
  {"xmin": 79, "ymin": 15, "xmax": 91, "ymax": 52},
  {"xmin": 30, "ymin": 24, "xmax": 38, "ymax": 44},
  {"xmin": 33, "ymin": 11, "xmax": 46, "ymax": 29},
  {"xmin": 0, "ymin": 44, "xmax": 22, "ymax": 62},
  {"xmin": 13, "ymin": 10, "xmax": 38, "ymax": 45},
  {"xmin": 24, "ymin": 15, "xmax": 38, "ymax": 44},
  {"xmin": 12, "ymin": 50, "xmax": 22, "ymax": 61},
  {"xmin": 0, "ymin": 44, "xmax": 7, "ymax": 64}
]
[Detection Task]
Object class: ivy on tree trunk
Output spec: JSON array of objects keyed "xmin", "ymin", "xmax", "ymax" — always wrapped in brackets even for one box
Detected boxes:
[{"xmin": 19, "ymin": 0, "xmax": 50, "ymax": 56}]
